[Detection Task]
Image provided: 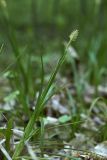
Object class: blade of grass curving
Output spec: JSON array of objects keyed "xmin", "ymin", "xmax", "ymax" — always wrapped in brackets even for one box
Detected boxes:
[
  {"xmin": 36, "ymin": 56, "xmax": 45, "ymax": 105},
  {"xmin": 87, "ymin": 97, "xmax": 104, "ymax": 119},
  {"xmin": 12, "ymin": 30, "xmax": 78, "ymax": 159},
  {"xmin": 34, "ymin": 52, "xmax": 66, "ymax": 117},
  {"xmin": 40, "ymin": 85, "xmax": 56, "ymax": 108},
  {"xmin": 47, "ymin": 120, "xmax": 83, "ymax": 131},
  {"xmin": 0, "ymin": 44, "xmax": 4, "ymax": 55}
]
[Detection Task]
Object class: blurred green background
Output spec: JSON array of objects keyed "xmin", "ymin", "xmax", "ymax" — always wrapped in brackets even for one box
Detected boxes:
[{"xmin": 0, "ymin": 0, "xmax": 107, "ymax": 72}]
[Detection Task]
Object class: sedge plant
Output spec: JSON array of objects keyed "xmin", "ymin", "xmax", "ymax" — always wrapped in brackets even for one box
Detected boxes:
[{"xmin": 12, "ymin": 30, "xmax": 78, "ymax": 159}]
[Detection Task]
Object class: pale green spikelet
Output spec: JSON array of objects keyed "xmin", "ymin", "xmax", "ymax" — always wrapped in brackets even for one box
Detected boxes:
[{"xmin": 69, "ymin": 29, "xmax": 79, "ymax": 42}]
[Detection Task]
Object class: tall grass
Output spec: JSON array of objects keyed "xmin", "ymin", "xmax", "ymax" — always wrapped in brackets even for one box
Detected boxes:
[{"xmin": 12, "ymin": 30, "xmax": 78, "ymax": 159}]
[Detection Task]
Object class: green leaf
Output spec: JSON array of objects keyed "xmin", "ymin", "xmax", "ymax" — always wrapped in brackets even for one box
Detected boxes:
[{"xmin": 58, "ymin": 115, "xmax": 71, "ymax": 123}]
